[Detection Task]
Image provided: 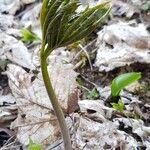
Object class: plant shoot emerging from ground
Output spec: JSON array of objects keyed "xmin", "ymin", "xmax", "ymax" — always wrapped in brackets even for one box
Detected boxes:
[
  {"xmin": 111, "ymin": 72, "xmax": 142, "ymax": 103},
  {"xmin": 40, "ymin": 0, "xmax": 110, "ymax": 149}
]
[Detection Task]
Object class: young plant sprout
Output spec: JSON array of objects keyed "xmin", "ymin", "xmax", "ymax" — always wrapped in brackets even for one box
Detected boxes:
[
  {"xmin": 40, "ymin": 0, "xmax": 110, "ymax": 149},
  {"xmin": 111, "ymin": 72, "xmax": 142, "ymax": 103}
]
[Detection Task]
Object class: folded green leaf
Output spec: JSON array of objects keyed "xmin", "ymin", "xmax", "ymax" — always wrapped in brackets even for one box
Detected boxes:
[
  {"xmin": 41, "ymin": 0, "xmax": 110, "ymax": 57},
  {"xmin": 60, "ymin": 2, "xmax": 109, "ymax": 44},
  {"xmin": 43, "ymin": 0, "xmax": 63, "ymax": 39},
  {"xmin": 61, "ymin": 7, "xmax": 109, "ymax": 45},
  {"xmin": 55, "ymin": 1, "xmax": 80, "ymax": 45},
  {"xmin": 46, "ymin": 12, "xmax": 63, "ymax": 49},
  {"xmin": 61, "ymin": 7, "xmax": 110, "ymax": 47},
  {"xmin": 47, "ymin": 1, "xmax": 79, "ymax": 49},
  {"xmin": 111, "ymin": 72, "xmax": 142, "ymax": 97},
  {"xmin": 40, "ymin": 0, "xmax": 49, "ymax": 33}
]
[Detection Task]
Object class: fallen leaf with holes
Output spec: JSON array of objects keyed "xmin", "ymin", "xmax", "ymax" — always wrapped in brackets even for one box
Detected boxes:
[
  {"xmin": 72, "ymin": 114, "xmax": 138, "ymax": 149},
  {"xmin": 113, "ymin": 118, "xmax": 150, "ymax": 148},
  {"xmin": 95, "ymin": 21, "xmax": 150, "ymax": 71},
  {"xmin": 70, "ymin": 100, "xmax": 150, "ymax": 149},
  {"xmin": 6, "ymin": 52, "xmax": 78, "ymax": 146}
]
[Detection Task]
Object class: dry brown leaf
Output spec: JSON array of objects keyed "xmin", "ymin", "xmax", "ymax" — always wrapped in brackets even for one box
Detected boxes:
[
  {"xmin": 72, "ymin": 114, "xmax": 138, "ymax": 150},
  {"xmin": 6, "ymin": 52, "xmax": 78, "ymax": 146},
  {"xmin": 95, "ymin": 21, "xmax": 150, "ymax": 71}
]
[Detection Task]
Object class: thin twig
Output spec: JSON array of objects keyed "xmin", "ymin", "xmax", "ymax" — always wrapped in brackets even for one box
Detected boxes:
[{"xmin": 78, "ymin": 44, "xmax": 93, "ymax": 70}]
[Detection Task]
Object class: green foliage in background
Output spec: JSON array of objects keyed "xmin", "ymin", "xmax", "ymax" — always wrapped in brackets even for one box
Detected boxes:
[
  {"xmin": 0, "ymin": 59, "xmax": 11, "ymax": 70},
  {"xmin": 141, "ymin": 1, "xmax": 150, "ymax": 12},
  {"xmin": 76, "ymin": 76, "xmax": 84, "ymax": 86},
  {"xmin": 22, "ymin": 28, "xmax": 40, "ymax": 42},
  {"xmin": 87, "ymin": 88, "xmax": 99, "ymax": 99}
]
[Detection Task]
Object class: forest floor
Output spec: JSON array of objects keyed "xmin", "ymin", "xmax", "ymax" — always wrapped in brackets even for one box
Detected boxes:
[{"xmin": 0, "ymin": 0, "xmax": 150, "ymax": 150}]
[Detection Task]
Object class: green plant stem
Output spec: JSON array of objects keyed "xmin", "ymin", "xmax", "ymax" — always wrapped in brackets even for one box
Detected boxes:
[{"xmin": 40, "ymin": 47, "xmax": 72, "ymax": 150}]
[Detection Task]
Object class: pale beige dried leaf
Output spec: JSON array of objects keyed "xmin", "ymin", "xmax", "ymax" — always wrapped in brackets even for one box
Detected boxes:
[
  {"xmin": 95, "ymin": 21, "xmax": 150, "ymax": 71},
  {"xmin": 6, "ymin": 52, "xmax": 78, "ymax": 146}
]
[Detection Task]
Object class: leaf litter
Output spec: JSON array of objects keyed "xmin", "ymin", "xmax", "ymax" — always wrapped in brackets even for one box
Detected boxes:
[{"xmin": 0, "ymin": 0, "xmax": 150, "ymax": 149}]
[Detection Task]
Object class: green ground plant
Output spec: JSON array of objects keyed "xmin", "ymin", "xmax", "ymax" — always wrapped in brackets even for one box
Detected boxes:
[
  {"xmin": 111, "ymin": 99, "xmax": 125, "ymax": 113},
  {"xmin": 39, "ymin": 0, "xmax": 110, "ymax": 149},
  {"xmin": 111, "ymin": 72, "xmax": 142, "ymax": 118},
  {"xmin": 111, "ymin": 72, "xmax": 141, "ymax": 102},
  {"xmin": 27, "ymin": 139, "xmax": 41, "ymax": 150},
  {"xmin": 86, "ymin": 87, "xmax": 99, "ymax": 99},
  {"xmin": 22, "ymin": 28, "xmax": 40, "ymax": 42}
]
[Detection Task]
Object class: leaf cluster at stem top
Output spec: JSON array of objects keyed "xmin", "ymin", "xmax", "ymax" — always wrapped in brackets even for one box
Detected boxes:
[{"xmin": 40, "ymin": 0, "xmax": 110, "ymax": 57}]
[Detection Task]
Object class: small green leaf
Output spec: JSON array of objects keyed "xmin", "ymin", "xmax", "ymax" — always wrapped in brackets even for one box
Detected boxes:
[
  {"xmin": 43, "ymin": 0, "xmax": 63, "ymax": 39},
  {"xmin": 111, "ymin": 99, "xmax": 125, "ymax": 113},
  {"xmin": 76, "ymin": 76, "xmax": 84, "ymax": 86},
  {"xmin": 141, "ymin": 1, "xmax": 150, "ymax": 12},
  {"xmin": 111, "ymin": 72, "xmax": 142, "ymax": 97},
  {"xmin": 132, "ymin": 111, "xmax": 140, "ymax": 120},
  {"xmin": 27, "ymin": 139, "xmax": 42, "ymax": 150},
  {"xmin": 0, "ymin": 59, "xmax": 11, "ymax": 70},
  {"xmin": 87, "ymin": 88, "xmax": 99, "ymax": 99},
  {"xmin": 21, "ymin": 29, "xmax": 39, "ymax": 42}
]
